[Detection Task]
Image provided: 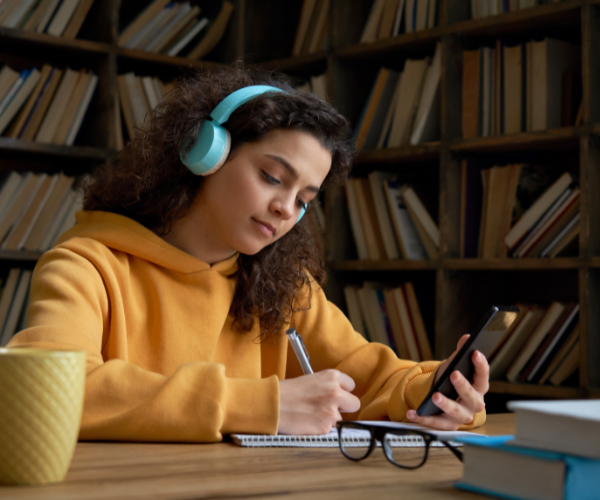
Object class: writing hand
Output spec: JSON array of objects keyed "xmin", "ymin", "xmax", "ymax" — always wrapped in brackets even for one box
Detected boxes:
[
  {"xmin": 278, "ymin": 369, "xmax": 361, "ymax": 435},
  {"xmin": 406, "ymin": 334, "xmax": 488, "ymax": 430}
]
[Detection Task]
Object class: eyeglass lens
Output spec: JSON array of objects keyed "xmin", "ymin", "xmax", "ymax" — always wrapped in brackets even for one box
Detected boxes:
[
  {"xmin": 338, "ymin": 424, "xmax": 372, "ymax": 460},
  {"xmin": 383, "ymin": 434, "xmax": 428, "ymax": 468}
]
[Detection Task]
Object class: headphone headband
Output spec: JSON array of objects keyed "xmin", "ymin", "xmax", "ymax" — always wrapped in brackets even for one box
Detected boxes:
[{"xmin": 210, "ymin": 85, "xmax": 285, "ymax": 124}]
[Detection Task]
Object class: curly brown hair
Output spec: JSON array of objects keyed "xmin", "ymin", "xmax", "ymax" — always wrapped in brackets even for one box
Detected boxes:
[{"xmin": 83, "ymin": 62, "xmax": 354, "ymax": 340}]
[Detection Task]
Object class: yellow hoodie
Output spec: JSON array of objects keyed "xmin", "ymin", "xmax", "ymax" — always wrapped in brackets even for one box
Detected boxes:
[{"xmin": 8, "ymin": 211, "xmax": 484, "ymax": 442}]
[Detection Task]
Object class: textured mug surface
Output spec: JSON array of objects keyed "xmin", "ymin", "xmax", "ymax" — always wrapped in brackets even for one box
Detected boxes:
[{"xmin": 0, "ymin": 348, "xmax": 86, "ymax": 486}]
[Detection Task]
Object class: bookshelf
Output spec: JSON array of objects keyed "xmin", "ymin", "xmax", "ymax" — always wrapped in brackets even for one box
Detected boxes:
[{"xmin": 1, "ymin": 0, "xmax": 599, "ymax": 405}]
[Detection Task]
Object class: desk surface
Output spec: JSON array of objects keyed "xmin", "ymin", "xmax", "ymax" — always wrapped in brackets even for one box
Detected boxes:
[{"xmin": 1, "ymin": 414, "xmax": 515, "ymax": 500}]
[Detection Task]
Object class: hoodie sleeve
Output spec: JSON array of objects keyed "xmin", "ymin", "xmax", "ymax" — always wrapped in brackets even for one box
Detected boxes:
[
  {"xmin": 291, "ymin": 282, "xmax": 486, "ymax": 429},
  {"xmin": 7, "ymin": 248, "xmax": 279, "ymax": 442}
]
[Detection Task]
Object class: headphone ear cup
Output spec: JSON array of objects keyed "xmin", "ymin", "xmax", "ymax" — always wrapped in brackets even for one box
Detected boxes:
[{"xmin": 180, "ymin": 121, "xmax": 231, "ymax": 176}]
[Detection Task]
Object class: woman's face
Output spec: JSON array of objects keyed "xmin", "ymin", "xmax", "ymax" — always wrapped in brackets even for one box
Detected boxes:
[{"xmin": 192, "ymin": 128, "xmax": 332, "ymax": 257}]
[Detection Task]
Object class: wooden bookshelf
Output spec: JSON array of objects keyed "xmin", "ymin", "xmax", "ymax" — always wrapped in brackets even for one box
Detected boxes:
[
  {"xmin": 248, "ymin": 0, "xmax": 600, "ymax": 405},
  {"xmin": 1, "ymin": 0, "xmax": 598, "ymax": 405}
]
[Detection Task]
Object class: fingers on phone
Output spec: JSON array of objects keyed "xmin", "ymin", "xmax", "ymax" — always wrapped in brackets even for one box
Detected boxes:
[
  {"xmin": 407, "ymin": 410, "xmax": 460, "ymax": 431},
  {"xmin": 471, "ymin": 350, "xmax": 490, "ymax": 394},
  {"xmin": 450, "ymin": 371, "xmax": 486, "ymax": 415}
]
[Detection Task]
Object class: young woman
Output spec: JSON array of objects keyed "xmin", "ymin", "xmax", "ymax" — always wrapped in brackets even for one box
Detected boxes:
[{"xmin": 8, "ymin": 63, "xmax": 488, "ymax": 442}]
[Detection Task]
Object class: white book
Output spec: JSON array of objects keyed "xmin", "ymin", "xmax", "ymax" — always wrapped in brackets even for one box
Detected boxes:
[
  {"xmin": 368, "ymin": 171, "xmax": 400, "ymax": 260},
  {"xmin": 2, "ymin": 0, "xmax": 37, "ymax": 28},
  {"xmin": 344, "ymin": 180, "xmax": 368, "ymax": 260},
  {"xmin": 167, "ymin": 17, "xmax": 209, "ymax": 57},
  {"xmin": 1, "ymin": 173, "xmax": 47, "ymax": 249},
  {"xmin": 360, "ymin": 0, "xmax": 386, "ymax": 43},
  {"xmin": 50, "ymin": 193, "xmax": 82, "ymax": 246},
  {"xmin": 383, "ymin": 181, "xmax": 427, "ymax": 260},
  {"xmin": 36, "ymin": 0, "xmax": 62, "ymax": 33},
  {"xmin": 16, "ymin": 174, "xmax": 59, "ymax": 250},
  {"xmin": 343, "ymin": 285, "xmax": 367, "ymax": 338},
  {"xmin": 507, "ymin": 400, "xmax": 600, "ymax": 460},
  {"xmin": 0, "ymin": 172, "xmax": 24, "ymax": 221},
  {"xmin": 64, "ymin": 73, "xmax": 98, "ymax": 146},
  {"xmin": 363, "ymin": 285, "xmax": 390, "ymax": 346},
  {"xmin": 540, "ymin": 212, "xmax": 580, "ymax": 258},
  {"xmin": 387, "ymin": 59, "xmax": 428, "ymax": 148},
  {"xmin": 410, "ymin": 42, "xmax": 441, "ymax": 144},
  {"xmin": 0, "ymin": 68, "xmax": 41, "ymax": 135},
  {"xmin": 141, "ymin": 76, "xmax": 160, "ymax": 110},
  {"xmin": 125, "ymin": 5, "xmax": 172, "ymax": 49},
  {"xmin": 145, "ymin": 2, "xmax": 191, "ymax": 52},
  {"xmin": 0, "ymin": 69, "xmax": 26, "ymax": 118},
  {"xmin": 134, "ymin": 3, "xmax": 180, "ymax": 50},
  {"xmin": 46, "ymin": 0, "xmax": 81, "ymax": 36},
  {"xmin": 400, "ymin": 186, "xmax": 439, "ymax": 248},
  {"xmin": 38, "ymin": 192, "xmax": 75, "ymax": 251},
  {"xmin": 0, "ymin": 270, "xmax": 32, "ymax": 347},
  {"xmin": 0, "ymin": 268, "xmax": 20, "ymax": 341},
  {"xmin": 415, "ymin": 0, "xmax": 428, "ymax": 31}
]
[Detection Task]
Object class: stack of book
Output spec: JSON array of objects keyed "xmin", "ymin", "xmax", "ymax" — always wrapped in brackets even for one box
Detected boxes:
[
  {"xmin": 0, "ymin": 267, "xmax": 33, "ymax": 347},
  {"xmin": 462, "ymin": 37, "xmax": 581, "ymax": 138},
  {"xmin": 291, "ymin": 0, "xmax": 329, "ymax": 56},
  {"xmin": 345, "ymin": 171, "xmax": 438, "ymax": 261},
  {"xmin": 118, "ymin": 72, "xmax": 174, "ymax": 141},
  {"xmin": 360, "ymin": 0, "xmax": 440, "ymax": 42},
  {"xmin": 354, "ymin": 42, "xmax": 441, "ymax": 151},
  {"xmin": 456, "ymin": 400, "xmax": 599, "ymax": 500},
  {"xmin": 0, "ymin": 170, "xmax": 83, "ymax": 253},
  {"xmin": 488, "ymin": 301, "xmax": 580, "ymax": 386},
  {"xmin": 471, "ymin": 0, "xmax": 564, "ymax": 19},
  {"xmin": 460, "ymin": 163, "xmax": 579, "ymax": 259},
  {"xmin": 118, "ymin": 0, "xmax": 233, "ymax": 60},
  {"xmin": 0, "ymin": 64, "xmax": 98, "ymax": 145},
  {"xmin": 0, "ymin": 0, "xmax": 95, "ymax": 38},
  {"xmin": 343, "ymin": 281, "xmax": 432, "ymax": 361}
]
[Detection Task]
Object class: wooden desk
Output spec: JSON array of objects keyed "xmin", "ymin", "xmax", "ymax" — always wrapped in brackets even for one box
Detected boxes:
[{"xmin": 0, "ymin": 414, "xmax": 515, "ymax": 499}]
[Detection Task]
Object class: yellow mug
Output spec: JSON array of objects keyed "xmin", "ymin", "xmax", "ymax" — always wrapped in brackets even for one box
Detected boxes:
[{"xmin": 0, "ymin": 348, "xmax": 86, "ymax": 486}]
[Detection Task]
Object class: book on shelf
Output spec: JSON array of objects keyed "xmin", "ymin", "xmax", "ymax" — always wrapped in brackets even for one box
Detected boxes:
[
  {"xmin": 355, "ymin": 43, "xmax": 440, "ymax": 150},
  {"xmin": 345, "ymin": 281, "xmax": 431, "ymax": 361},
  {"xmin": 345, "ymin": 173, "xmax": 437, "ymax": 261},
  {"xmin": 359, "ymin": 0, "xmax": 408, "ymax": 44},
  {"xmin": 118, "ymin": 0, "xmax": 231, "ymax": 59},
  {"xmin": 292, "ymin": 0, "xmax": 329, "ymax": 56},
  {"xmin": 0, "ymin": 0, "xmax": 96, "ymax": 37},
  {"xmin": 471, "ymin": 0, "xmax": 565, "ymax": 20},
  {"xmin": 2, "ymin": 66, "xmax": 99, "ymax": 146},
  {"xmin": 462, "ymin": 36, "xmax": 580, "ymax": 138},
  {"xmin": 0, "ymin": 67, "xmax": 41, "ymax": 135},
  {"xmin": 456, "ymin": 434, "xmax": 598, "ymax": 500},
  {"xmin": 0, "ymin": 269, "xmax": 32, "ymax": 347}
]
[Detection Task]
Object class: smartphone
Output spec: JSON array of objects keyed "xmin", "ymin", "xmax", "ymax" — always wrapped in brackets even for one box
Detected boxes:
[{"xmin": 416, "ymin": 305, "xmax": 520, "ymax": 417}]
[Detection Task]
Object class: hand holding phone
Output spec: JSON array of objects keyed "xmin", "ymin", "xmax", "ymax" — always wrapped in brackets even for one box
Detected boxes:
[{"xmin": 416, "ymin": 305, "xmax": 519, "ymax": 418}]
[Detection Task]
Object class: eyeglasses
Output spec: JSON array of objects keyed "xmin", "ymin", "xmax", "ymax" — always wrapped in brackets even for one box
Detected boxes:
[{"xmin": 336, "ymin": 421, "xmax": 463, "ymax": 469}]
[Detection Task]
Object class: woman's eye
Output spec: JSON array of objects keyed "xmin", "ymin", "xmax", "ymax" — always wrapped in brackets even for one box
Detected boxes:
[
  {"xmin": 296, "ymin": 199, "xmax": 307, "ymax": 210},
  {"xmin": 262, "ymin": 171, "xmax": 280, "ymax": 185}
]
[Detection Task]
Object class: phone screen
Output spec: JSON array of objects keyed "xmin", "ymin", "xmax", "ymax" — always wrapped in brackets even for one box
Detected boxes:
[{"xmin": 416, "ymin": 305, "xmax": 519, "ymax": 417}]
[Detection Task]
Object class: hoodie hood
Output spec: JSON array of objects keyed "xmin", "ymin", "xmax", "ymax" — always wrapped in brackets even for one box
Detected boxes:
[{"xmin": 56, "ymin": 211, "xmax": 239, "ymax": 276}]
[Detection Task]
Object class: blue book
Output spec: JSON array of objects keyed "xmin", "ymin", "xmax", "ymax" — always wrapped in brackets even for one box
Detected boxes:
[{"xmin": 455, "ymin": 435, "xmax": 600, "ymax": 500}]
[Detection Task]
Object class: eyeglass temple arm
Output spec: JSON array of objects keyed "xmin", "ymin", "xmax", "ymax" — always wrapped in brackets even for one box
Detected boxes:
[{"xmin": 441, "ymin": 441, "xmax": 463, "ymax": 462}]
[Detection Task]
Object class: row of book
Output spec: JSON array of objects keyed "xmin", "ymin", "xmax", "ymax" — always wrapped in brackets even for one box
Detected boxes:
[
  {"xmin": 458, "ymin": 400, "xmax": 598, "ymax": 499},
  {"xmin": 471, "ymin": 0, "xmax": 564, "ymax": 20},
  {"xmin": 118, "ymin": 72, "xmax": 173, "ymax": 143},
  {"xmin": 0, "ymin": 64, "xmax": 98, "ymax": 145},
  {"xmin": 294, "ymin": 73, "xmax": 327, "ymax": 102},
  {"xmin": 343, "ymin": 282, "xmax": 433, "ymax": 362},
  {"xmin": 462, "ymin": 37, "xmax": 581, "ymax": 139},
  {"xmin": 119, "ymin": 0, "xmax": 233, "ymax": 60},
  {"xmin": 291, "ymin": 0, "xmax": 329, "ymax": 56},
  {"xmin": 0, "ymin": 0, "xmax": 94, "ymax": 38},
  {"xmin": 360, "ymin": 0, "xmax": 440, "ymax": 43},
  {"xmin": 354, "ymin": 43, "xmax": 441, "ymax": 151},
  {"xmin": 489, "ymin": 301, "xmax": 580, "ymax": 387},
  {"xmin": 0, "ymin": 171, "xmax": 83, "ymax": 253},
  {"xmin": 461, "ymin": 164, "xmax": 579, "ymax": 259},
  {"xmin": 0, "ymin": 268, "xmax": 33, "ymax": 348},
  {"xmin": 345, "ymin": 172, "xmax": 439, "ymax": 261}
]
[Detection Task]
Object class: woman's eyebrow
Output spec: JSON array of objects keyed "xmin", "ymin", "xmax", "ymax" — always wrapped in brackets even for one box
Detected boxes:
[{"xmin": 264, "ymin": 154, "xmax": 320, "ymax": 194}]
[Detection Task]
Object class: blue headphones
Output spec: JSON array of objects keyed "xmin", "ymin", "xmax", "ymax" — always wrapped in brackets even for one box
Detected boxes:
[{"xmin": 179, "ymin": 85, "xmax": 306, "ymax": 224}]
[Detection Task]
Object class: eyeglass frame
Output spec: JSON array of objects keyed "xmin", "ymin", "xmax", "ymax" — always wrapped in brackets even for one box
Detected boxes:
[{"xmin": 335, "ymin": 421, "xmax": 463, "ymax": 469}]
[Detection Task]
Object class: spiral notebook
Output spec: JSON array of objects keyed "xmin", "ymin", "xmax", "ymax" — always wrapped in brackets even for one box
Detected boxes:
[{"xmin": 231, "ymin": 421, "xmax": 479, "ymax": 448}]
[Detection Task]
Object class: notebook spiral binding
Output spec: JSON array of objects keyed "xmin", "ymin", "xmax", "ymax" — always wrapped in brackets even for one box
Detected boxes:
[{"xmin": 232, "ymin": 434, "xmax": 461, "ymax": 448}]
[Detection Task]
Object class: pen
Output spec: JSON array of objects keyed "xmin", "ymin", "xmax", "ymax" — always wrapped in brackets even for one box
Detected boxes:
[{"xmin": 286, "ymin": 328, "xmax": 313, "ymax": 374}]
